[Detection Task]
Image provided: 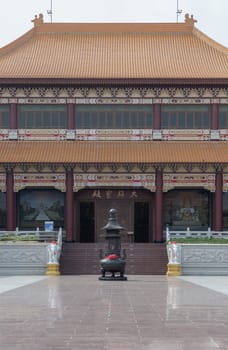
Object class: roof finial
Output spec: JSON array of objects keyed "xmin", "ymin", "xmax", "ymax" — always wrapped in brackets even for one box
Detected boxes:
[
  {"xmin": 47, "ymin": 0, "xmax": 53, "ymax": 23},
  {"xmin": 31, "ymin": 13, "xmax": 44, "ymax": 27},
  {"xmin": 176, "ymin": 0, "xmax": 182, "ymax": 22},
  {"xmin": 185, "ymin": 13, "xmax": 197, "ymax": 26}
]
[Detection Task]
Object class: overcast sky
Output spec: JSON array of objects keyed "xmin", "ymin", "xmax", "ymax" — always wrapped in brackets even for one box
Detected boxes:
[{"xmin": 0, "ymin": 0, "xmax": 227, "ymax": 48}]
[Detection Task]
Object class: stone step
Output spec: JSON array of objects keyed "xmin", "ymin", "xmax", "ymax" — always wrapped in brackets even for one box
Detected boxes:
[{"xmin": 60, "ymin": 243, "xmax": 168, "ymax": 275}]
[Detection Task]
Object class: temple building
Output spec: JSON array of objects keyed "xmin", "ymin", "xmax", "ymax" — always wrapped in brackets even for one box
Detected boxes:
[{"xmin": 0, "ymin": 13, "xmax": 228, "ymax": 246}]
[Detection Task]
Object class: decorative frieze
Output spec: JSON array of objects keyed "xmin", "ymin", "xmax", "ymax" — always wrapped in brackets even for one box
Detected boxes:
[
  {"xmin": 0, "ymin": 129, "xmax": 9, "ymax": 140},
  {"xmin": 37, "ymin": 87, "xmax": 48, "ymax": 97},
  {"xmin": 8, "ymin": 87, "xmax": 17, "ymax": 97},
  {"xmin": 1, "ymin": 94, "xmax": 228, "ymax": 104},
  {"xmin": 109, "ymin": 88, "xmax": 119, "ymax": 98},
  {"xmin": 95, "ymin": 87, "xmax": 105, "ymax": 97},
  {"xmin": 0, "ymin": 170, "xmax": 227, "ymax": 192},
  {"xmin": 74, "ymin": 129, "xmax": 153, "ymax": 141},
  {"xmin": 161, "ymin": 98, "xmax": 211, "ymax": 104},
  {"xmin": 79, "ymin": 87, "xmax": 90, "ymax": 98},
  {"xmin": 196, "ymin": 87, "xmax": 206, "ymax": 97},
  {"xmin": 23, "ymin": 87, "xmax": 32, "ymax": 97},
  {"xmin": 0, "ymin": 128, "xmax": 227, "ymax": 142},
  {"xmin": 73, "ymin": 173, "xmax": 155, "ymax": 192},
  {"xmin": 75, "ymin": 98, "xmax": 152, "ymax": 104},
  {"xmin": 163, "ymin": 174, "xmax": 215, "ymax": 192},
  {"xmin": 17, "ymin": 98, "xmax": 66, "ymax": 104},
  {"xmin": 1, "ymin": 128, "xmax": 228, "ymax": 141},
  {"xmin": 182, "ymin": 87, "xmax": 191, "ymax": 97},
  {"xmin": 162, "ymin": 129, "xmax": 210, "ymax": 141},
  {"xmin": 18, "ymin": 129, "xmax": 66, "ymax": 141},
  {"xmin": 66, "ymin": 87, "xmax": 76, "ymax": 97},
  {"xmin": 14, "ymin": 173, "xmax": 66, "ymax": 192},
  {"xmin": 1, "ymin": 85, "xmax": 228, "ymax": 100}
]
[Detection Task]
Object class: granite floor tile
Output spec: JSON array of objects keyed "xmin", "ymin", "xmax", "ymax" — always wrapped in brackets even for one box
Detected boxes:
[{"xmin": 1, "ymin": 275, "xmax": 228, "ymax": 349}]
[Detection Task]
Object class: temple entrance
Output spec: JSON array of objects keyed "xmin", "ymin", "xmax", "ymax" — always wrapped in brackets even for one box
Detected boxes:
[
  {"xmin": 96, "ymin": 199, "xmax": 133, "ymax": 242},
  {"xmin": 76, "ymin": 189, "xmax": 153, "ymax": 242},
  {"xmin": 79, "ymin": 202, "xmax": 95, "ymax": 242},
  {"xmin": 134, "ymin": 202, "xmax": 149, "ymax": 242}
]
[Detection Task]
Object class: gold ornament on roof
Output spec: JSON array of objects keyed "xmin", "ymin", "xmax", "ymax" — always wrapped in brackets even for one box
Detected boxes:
[
  {"xmin": 185, "ymin": 13, "xmax": 197, "ymax": 26},
  {"xmin": 31, "ymin": 13, "xmax": 44, "ymax": 27}
]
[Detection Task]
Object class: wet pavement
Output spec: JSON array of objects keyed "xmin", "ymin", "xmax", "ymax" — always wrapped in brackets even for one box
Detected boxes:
[{"xmin": 1, "ymin": 275, "xmax": 228, "ymax": 349}]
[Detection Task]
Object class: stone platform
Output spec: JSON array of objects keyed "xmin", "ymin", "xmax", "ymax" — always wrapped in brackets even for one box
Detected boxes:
[{"xmin": 1, "ymin": 275, "xmax": 228, "ymax": 349}]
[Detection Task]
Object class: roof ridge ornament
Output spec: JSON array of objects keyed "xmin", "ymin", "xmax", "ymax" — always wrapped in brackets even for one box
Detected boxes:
[
  {"xmin": 31, "ymin": 13, "xmax": 44, "ymax": 27},
  {"xmin": 185, "ymin": 13, "xmax": 197, "ymax": 26}
]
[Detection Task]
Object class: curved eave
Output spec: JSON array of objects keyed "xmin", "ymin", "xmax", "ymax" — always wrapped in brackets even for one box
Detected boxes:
[{"xmin": 1, "ymin": 141, "xmax": 228, "ymax": 164}]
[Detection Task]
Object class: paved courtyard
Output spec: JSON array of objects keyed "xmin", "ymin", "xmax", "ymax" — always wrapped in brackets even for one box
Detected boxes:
[{"xmin": 1, "ymin": 275, "xmax": 228, "ymax": 350}]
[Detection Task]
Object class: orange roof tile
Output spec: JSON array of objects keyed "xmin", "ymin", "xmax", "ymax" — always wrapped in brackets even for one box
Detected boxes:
[
  {"xmin": 0, "ymin": 18, "xmax": 227, "ymax": 80},
  {"xmin": 0, "ymin": 141, "xmax": 228, "ymax": 164}
]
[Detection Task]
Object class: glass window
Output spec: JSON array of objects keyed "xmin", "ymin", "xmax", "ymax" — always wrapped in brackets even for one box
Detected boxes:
[
  {"xmin": 195, "ymin": 112, "xmax": 201, "ymax": 128},
  {"xmin": 36, "ymin": 112, "xmax": 42, "ymax": 128},
  {"xmin": 161, "ymin": 114, "xmax": 168, "ymax": 128},
  {"xmin": 27, "ymin": 113, "xmax": 34, "ymax": 128},
  {"xmin": 203, "ymin": 113, "xmax": 210, "ymax": 128},
  {"xmin": 220, "ymin": 112, "xmax": 227, "ymax": 129},
  {"xmin": 170, "ymin": 113, "xmax": 176, "ymax": 128},
  {"xmin": 18, "ymin": 105, "xmax": 67, "ymax": 129},
  {"xmin": 75, "ymin": 113, "xmax": 82, "ymax": 128},
  {"xmin": 219, "ymin": 106, "xmax": 228, "ymax": 129},
  {"xmin": 52, "ymin": 112, "xmax": 58, "ymax": 128},
  {"xmin": 60, "ymin": 113, "xmax": 66, "ymax": 128},
  {"xmin": 0, "ymin": 105, "xmax": 9, "ymax": 128},
  {"xmin": 43, "ymin": 112, "xmax": 50, "ymax": 128},
  {"xmin": 2, "ymin": 112, "xmax": 9, "ymax": 128},
  {"xmin": 123, "ymin": 114, "xmax": 129, "ymax": 128},
  {"xmin": 91, "ymin": 113, "xmax": 97, "ymax": 129},
  {"xmin": 161, "ymin": 105, "xmax": 210, "ymax": 129},
  {"xmin": 115, "ymin": 112, "xmax": 122, "ymax": 128},
  {"xmin": 138, "ymin": 112, "xmax": 145, "ymax": 128},
  {"xmin": 75, "ymin": 105, "xmax": 152, "ymax": 129},
  {"xmin": 186, "ymin": 113, "xmax": 193, "ymax": 128},
  {"xmin": 178, "ymin": 112, "xmax": 185, "ymax": 128},
  {"xmin": 146, "ymin": 112, "xmax": 152, "ymax": 128},
  {"xmin": 131, "ymin": 114, "xmax": 137, "ymax": 128},
  {"xmin": 84, "ymin": 112, "xmax": 90, "ymax": 128},
  {"xmin": 99, "ymin": 112, "xmax": 105, "ymax": 128},
  {"xmin": 107, "ymin": 112, "xmax": 113, "ymax": 128}
]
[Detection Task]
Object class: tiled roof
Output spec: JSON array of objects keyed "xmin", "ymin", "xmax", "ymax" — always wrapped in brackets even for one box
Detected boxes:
[
  {"xmin": 0, "ymin": 17, "xmax": 227, "ymax": 80},
  {"xmin": 0, "ymin": 141, "xmax": 228, "ymax": 164}
]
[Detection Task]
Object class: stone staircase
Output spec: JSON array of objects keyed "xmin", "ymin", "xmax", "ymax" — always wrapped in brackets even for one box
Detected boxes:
[{"xmin": 60, "ymin": 243, "xmax": 168, "ymax": 275}]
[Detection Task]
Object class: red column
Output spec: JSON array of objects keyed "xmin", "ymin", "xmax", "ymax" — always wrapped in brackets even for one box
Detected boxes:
[
  {"xmin": 65, "ymin": 167, "xmax": 74, "ymax": 241},
  {"xmin": 6, "ymin": 168, "xmax": 16, "ymax": 231},
  {"xmin": 210, "ymin": 104, "xmax": 219, "ymax": 130},
  {"xmin": 153, "ymin": 104, "xmax": 161, "ymax": 129},
  {"xmin": 10, "ymin": 103, "xmax": 17, "ymax": 129},
  {"xmin": 155, "ymin": 168, "xmax": 163, "ymax": 242},
  {"xmin": 67, "ymin": 103, "xmax": 75, "ymax": 129},
  {"xmin": 214, "ymin": 170, "xmax": 223, "ymax": 231}
]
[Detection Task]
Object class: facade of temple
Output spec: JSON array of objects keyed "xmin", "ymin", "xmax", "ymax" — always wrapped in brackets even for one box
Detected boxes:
[{"xmin": 0, "ymin": 14, "xmax": 228, "ymax": 242}]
